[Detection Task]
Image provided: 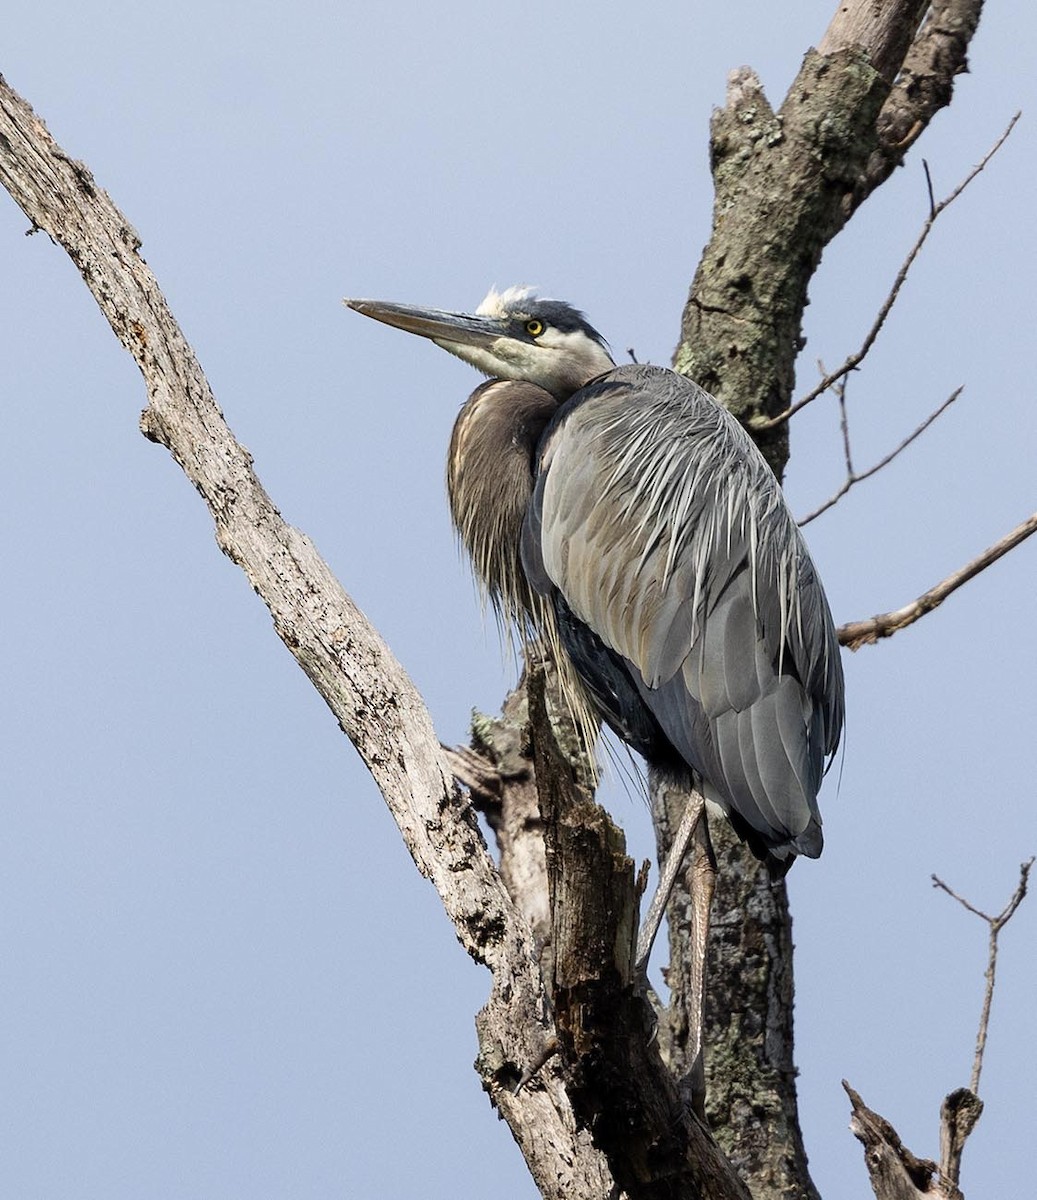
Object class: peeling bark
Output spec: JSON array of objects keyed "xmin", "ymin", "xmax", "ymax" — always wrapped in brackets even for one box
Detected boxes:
[{"xmin": 529, "ymin": 670, "xmax": 750, "ymax": 1200}]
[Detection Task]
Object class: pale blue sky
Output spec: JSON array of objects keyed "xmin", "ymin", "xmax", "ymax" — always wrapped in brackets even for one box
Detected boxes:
[{"xmin": 2, "ymin": 3, "xmax": 1035, "ymax": 1197}]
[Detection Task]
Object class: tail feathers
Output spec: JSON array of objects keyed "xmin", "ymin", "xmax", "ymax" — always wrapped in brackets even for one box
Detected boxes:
[{"xmin": 703, "ymin": 785, "xmax": 822, "ymax": 879}]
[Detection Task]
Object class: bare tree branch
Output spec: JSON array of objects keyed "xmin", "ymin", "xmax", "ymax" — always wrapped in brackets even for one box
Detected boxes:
[
  {"xmin": 932, "ymin": 857, "xmax": 1035, "ymax": 1095},
  {"xmin": 527, "ymin": 669, "xmax": 752, "ymax": 1200},
  {"xmin": 756, "ymin": 113, "xmax": 1019, "ymax": 433},
  {"xmin": 462, "ymin": 681, "xmax": 553, "ymax": 944},
  {"xmin": 838, "ymin": 513, "xmax": 1037, "ymax": 650},
  {"xmin": 877, "ymin": 1, "xmax": 989, "ymax": 160},
  {"xmin": 0, "ymin": 71, "xmax": 627, "ymax": 1199},
  {"xmin": 922, "ymin": 159, "xmax": 938, "ymax": 219},
  {"xmin": 799, "ymin": 386, "xmax": 962, "ymax": 526},
  {"xmin": 0, "ymin": 73, "xmax": 515, "ymax": 964}
]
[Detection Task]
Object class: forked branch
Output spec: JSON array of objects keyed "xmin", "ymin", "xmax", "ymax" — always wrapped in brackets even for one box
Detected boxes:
[
  {"xmin": 756, "ymin": 112, "xmax": 1019, "ymax": 433},
  {"xmin": 932, "ymin": 857, "xmax": 1034, "ymax": 1096}
]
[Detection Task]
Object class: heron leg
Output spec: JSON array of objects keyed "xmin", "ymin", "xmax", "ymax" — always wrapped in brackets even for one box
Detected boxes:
[
  {"xmin": 636, "ymin": 785, "xmax": 716, "ymax": 1118},
  {"xmin": 686, "ymin": 813, "xmax": 717, "ymax": 1115},
  {"xmin": 635, "ymin": 787, "xmax": 706, "ymax": 974}
]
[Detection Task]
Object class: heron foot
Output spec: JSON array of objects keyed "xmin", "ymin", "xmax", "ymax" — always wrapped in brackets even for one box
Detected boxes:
[{"xmin": 514, "ymin": 1036, "xmax": 559, "ymax": 1094}]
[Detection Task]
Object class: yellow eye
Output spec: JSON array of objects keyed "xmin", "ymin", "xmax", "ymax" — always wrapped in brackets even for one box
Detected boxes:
[{"xmin": 525, "ymin": 318, "xmax": 545, "ymax": 337}]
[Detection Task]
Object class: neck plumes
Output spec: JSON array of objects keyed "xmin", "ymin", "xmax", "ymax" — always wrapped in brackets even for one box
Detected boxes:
[{"xmin": 447, "ymin": 379, "xmax": 558, "ymax": 627}]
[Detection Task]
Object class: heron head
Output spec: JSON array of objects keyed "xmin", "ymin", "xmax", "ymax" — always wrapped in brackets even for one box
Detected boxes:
[{"xmin": 345, "ymin": 285, "xmax": 614, "ymax": 400}]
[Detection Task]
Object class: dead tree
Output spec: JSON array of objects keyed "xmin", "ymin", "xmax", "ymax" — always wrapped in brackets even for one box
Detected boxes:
[{"xmin": 0, "ymin": 2, "xmax": 1030, "ymax": 1197}]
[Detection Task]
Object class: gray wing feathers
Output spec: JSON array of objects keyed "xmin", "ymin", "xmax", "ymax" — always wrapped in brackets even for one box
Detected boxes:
[{"xmin": 529, "ymin": 363, "xmax": 843, "ymax": 855}]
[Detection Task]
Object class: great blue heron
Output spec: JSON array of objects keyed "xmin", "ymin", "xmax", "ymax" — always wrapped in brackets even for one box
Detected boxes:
[{"xmin": 346, "ymin": 285, "xmax": 844, "ymax": 1081}]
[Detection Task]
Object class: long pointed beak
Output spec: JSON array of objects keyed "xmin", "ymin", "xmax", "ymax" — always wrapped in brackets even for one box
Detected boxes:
[{"xmin": 344, "ymin": 298, "xmax": 510, "ymax": 348}]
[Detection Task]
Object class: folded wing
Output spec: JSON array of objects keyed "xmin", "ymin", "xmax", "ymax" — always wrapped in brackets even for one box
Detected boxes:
[{"xmin": 521, "ymin": 364, "xmax": 844, "ymax": 862}]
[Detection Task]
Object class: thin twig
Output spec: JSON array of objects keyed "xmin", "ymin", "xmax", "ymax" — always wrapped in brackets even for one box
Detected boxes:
[
  {"xmin": 819, "ymin": 360, "xmax": 855, "ymax": 476},
  {"xmin": 837, "ymin": 380, "xmax": 853, "ymax": 476},
  {"xmin": 932, "ymin": 857, "xmax": 1034, "ymax": 1095},
  {"xmin": 799, "ymin": 386, "xmax": 962, "ymax": 525},
  {"xmin": 838, "ymin": 512, "xmax": 1037, "ymax": 650},
  {"xmin": 754, "ymin": 113, "xmax": 1020, "ymax": 432},
  {"xmin": 922, "ymin": 158, "xmax": 936, "ymax": 220}
]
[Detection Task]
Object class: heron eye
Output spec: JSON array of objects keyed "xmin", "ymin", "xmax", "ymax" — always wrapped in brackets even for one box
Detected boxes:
[{"xmin": 525, "ymin": 318, "xmax": 545, "ymax": 337}]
